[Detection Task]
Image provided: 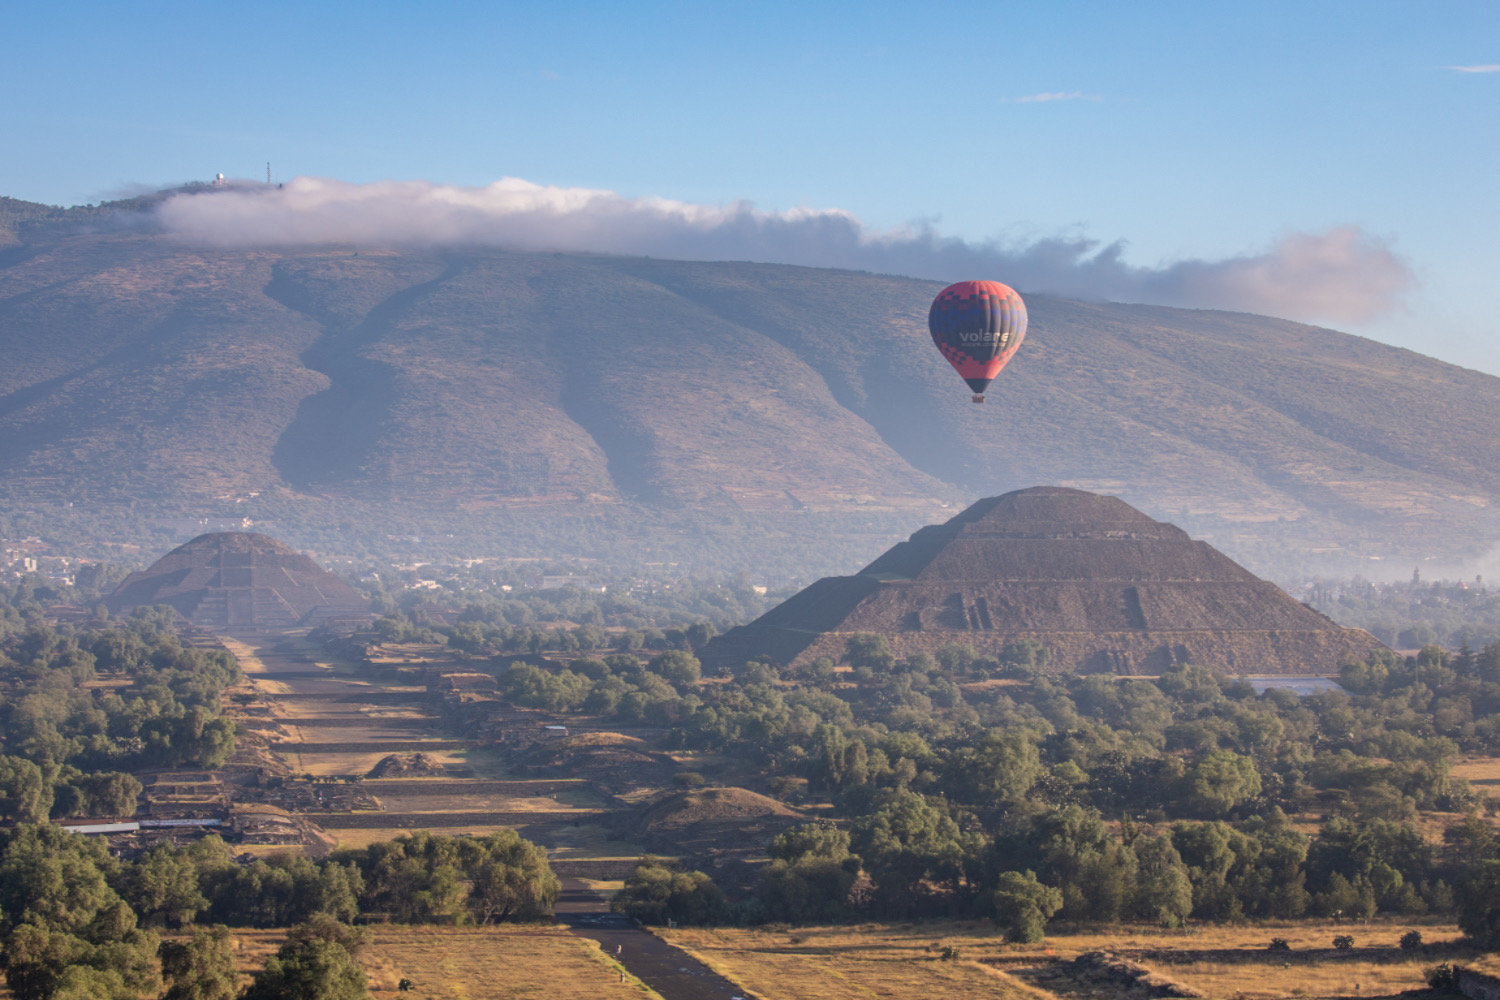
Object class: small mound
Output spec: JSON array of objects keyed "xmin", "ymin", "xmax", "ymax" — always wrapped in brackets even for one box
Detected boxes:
[
  {"xmin": 566, "ymin": 731, "xmax": 646, "ymax": 748},
  {"xmin": 639, "ymin": 786, "xmax": 798, "ymax": 834},
  {"xmin": 367, "ymin": 753, "xmax": 446, "ymax": 778}
]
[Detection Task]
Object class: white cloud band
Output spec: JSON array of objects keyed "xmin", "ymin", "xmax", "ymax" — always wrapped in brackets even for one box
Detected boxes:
[{"xmin": 154, "ymin": 177, "xmax": 1412, "ymax": 325}]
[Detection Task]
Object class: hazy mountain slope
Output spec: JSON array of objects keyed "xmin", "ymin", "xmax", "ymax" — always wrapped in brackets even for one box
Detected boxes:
[
  {"xmin": 609, "ymin": 261, "xmax": 1495, "ymax": 543},
  {"xmin": 0, "ymin": 237, "xmax": 326, "ymax": 498},
  {"xmin": 0, "ymin": 200, "xmax": 1496, "ymax": 574},
  {"xmin": 259, "ymin": 249, "xmax": 949, "ymax": 508}
]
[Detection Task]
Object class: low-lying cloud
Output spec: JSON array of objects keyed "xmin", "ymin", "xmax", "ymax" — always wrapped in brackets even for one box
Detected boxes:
[{"xmin": 155, "ymin": 177, "xmax": 1412, "ymax": 325}]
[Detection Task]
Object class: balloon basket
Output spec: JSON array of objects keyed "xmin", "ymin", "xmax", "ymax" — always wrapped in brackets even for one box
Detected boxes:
[{"xmin": 971, "ymin": 394, "xmax": 986, "ymax": 404}]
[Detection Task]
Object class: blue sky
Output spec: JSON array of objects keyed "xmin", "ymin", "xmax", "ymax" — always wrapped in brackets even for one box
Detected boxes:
[{"xmin": 4, "ymin": 1, "xmax": 1496, "ymax": 371}]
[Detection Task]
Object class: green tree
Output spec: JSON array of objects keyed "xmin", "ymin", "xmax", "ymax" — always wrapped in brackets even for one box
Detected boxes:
[
  {"xmin": 313, "ymin": 862, "xmax": 364, "ymax": 925},
  {"xmin": 80, "ymin": 773, "xmax": 143, "ymax": 818},
  {"xmin": 845, "ymin": 634, "xmax": 896, "ymax": 671},
  {"xmin": 991, "ymin": 870, "xmax": 1062, "ymax": 943},
  {"xmin": 49, "ymin": 963, "xmax": 151, "ymax": 1000},
  {"xmin": 359, "ymin": 835, "xmax": 466, "ymax": 923},
  {"xmin": 240, "ymin": 919, "xmax": 369, "ymax": 1000},
  {"xmin": 114, "ymin": 845, "xmax": 206, "ymax": 928},
  {"xmin": 1155, "ymin": 662, "xmax": 1224, "ymax": 703},
  {"xmin": 1457, "ymin": 859, "xmax": 1500, "ymax": 948},
  {"xmin": 683, "ymin": 622, "xmax": 716, "ymax": 650},
  {"xmin": 1182, "ymin": 749, "xmax": 1261, "ymax": 817},
  {"xmin": 850, "ymin": 790, "xmax": 967, "ymax": 916},
  {"xmin": 1131, "ymin": 832, "xmax": 1193, "ymax": 927},
  {"xmin": 769, "ymin": 821, "xmax": 851, "ymax": 862},
  {"xmin": 464, "ymin": 830, "xmax": 559, "ymax": 924},
  {"xmin": 0, "ymin": 756, "xmax": 52, "ymax": 824},
  {"xmin": 1171, "ymin": 821, "xmax": 1246, "ymax": 921},
  {"xmin": 1021, "ymin": 804, "xmax": 1135, "ymax": 923},
  {"xmin": 1239, "ymin": 824, "xmax": 1311, "ymax": 919},
  {"xmin": 944, "ymin": 729, "xmax": 1041, "ymax": 806},
  {"xmin": 612, "ymin": 858, "xmax": 725, "ymax": 925},
  {"xmin": 648, "ymin": 650, "xmax": 702, "ymax": 691},
  {"xmin": 755, "ymin": 856, "xmax": 857, "ymax": 923},
  {"xmin": 159, "ymin": 925, "xmax": 236, "ymax": 1000},
  {"xmin": 998, "ymin": 639, "xmax": 1050, "ymax": 673},
  {"xmin": 0, "ymin": 825, "xmax": 158, "ymax": 1000}
]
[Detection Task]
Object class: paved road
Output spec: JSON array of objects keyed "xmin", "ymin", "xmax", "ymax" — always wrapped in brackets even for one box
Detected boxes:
[{"xmin": 556, "ymin": 878, "xmax": 752, "ymax": 1000}]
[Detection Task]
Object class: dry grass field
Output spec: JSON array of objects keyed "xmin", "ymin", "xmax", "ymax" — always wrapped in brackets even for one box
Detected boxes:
[
  {"xmin": 663, "ymin": 920, "xmax": 1476, "ymax": 1000},
  {"xmin": 210, "ymin": 926, "xmax": 662, "ymax": 1000},
  {"xmin": 1452, "ymin": 756, "xmax": 1500, "ymax": 800},
  {"xmin": 325, "ymin": 826, "xmax": 503, "ymax": 849},
  {"xmin": 0, "ymin": 921, "xmax": 1469, "ymax": 1000},
  {"xmin": 664, "ymin": 924, "xmax": 1051, "ymax": 1000},
  {"xmin": 294, "ymin": 749, "xmax": 471, "ymax": 777},
  {"xmin": 358, "ymin": 926, "xmax": 662, "ymax": 1000}
]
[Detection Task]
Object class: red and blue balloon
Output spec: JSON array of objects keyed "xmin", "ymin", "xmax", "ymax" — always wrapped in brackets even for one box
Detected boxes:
[{"xmin": 928, "ymin": 280, "xmax": 1027, "ymax": 403}]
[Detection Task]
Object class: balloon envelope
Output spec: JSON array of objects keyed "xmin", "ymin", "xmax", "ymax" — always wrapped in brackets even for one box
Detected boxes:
[{"xmin": 928, "ymin": 280, "xmax": 1027, "ymax": 399}]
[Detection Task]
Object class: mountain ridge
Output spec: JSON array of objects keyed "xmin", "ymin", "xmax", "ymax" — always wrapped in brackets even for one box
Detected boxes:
[{"xmin": 1, "ymin": 200, "xmax": 1496, "ymax": 577}]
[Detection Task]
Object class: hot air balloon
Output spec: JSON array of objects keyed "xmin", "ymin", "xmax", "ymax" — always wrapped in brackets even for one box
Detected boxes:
[{"xmin": 928, "ymin": 280, "xmax": 1027, "ymax": 403}]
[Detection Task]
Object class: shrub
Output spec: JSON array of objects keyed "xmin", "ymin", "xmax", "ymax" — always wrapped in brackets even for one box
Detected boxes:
[
  {"xmin": 1399, "ymin": 930, "xmax": 1423, "ymax": 951},
  {"xmin": 1425, "ymin": 963, "xmax": 1459, "ymax": 990},
  {"xmin": 1267, "ymin": 938, "xmax": 1291, "ymax": 953},
  {"xmin": 1333, "ymin": 935, "xmax": 1354, "ymax": 950}
]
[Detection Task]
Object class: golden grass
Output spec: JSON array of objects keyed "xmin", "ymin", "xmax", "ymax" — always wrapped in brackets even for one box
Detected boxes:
[
  {"xmin": 359, "ymin": 925, "xmax": 663, "ymax": 1000},
  {"xmin": 1011, "ymin": 920, "xmax": 1468, "ymax": 998},
  {"xmin": 162, "ymin": 924, "xmax": 662, "ymax": 1000},
  {"xmin": 1161, "ymin": 954, "xmax": 1432, "ymax": 1000},
  {"xmin": 1452, "ymin": 756, "xmax": 1500, "ymax": 795},
  {"xmin": 230, "ymin": 843, "xmax": 319, "ymax": 858},
  {"xmin": 663, "ymin": 920, "xmax": 1472, "ymax": 1000},
  {"xmin": 293, "ymin": 749, "xmax": 471, "ymax": 777},
  {"xmin": 567, "ymin": 731, "xmax": 648, "ymax": 747},
  {"xmin": 368, "ymin": 796, "xmax": 598, "ymax": 815},
  {"xmin": 326, "ymin": 826, "xmax": 524, "ymax": 849},
  {"xmin": 265, "ymin": 699, "xmax": 420, "ymax": 722},
  {"xmin": 664, "ymin": 925, "xmax": 1045, "ymax": 1000},
  {"xmin": 226, "ymin": 927, "xmax": 286, "ymax": 972}
]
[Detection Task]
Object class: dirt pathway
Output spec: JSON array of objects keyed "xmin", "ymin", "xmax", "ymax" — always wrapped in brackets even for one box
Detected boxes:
[
  {"xmin": 223, "ymin": 632, "xmax": 750, "ymax": 997},
  {"xmin": 556, "ymin": 878, "xmax": 754, "ymax": 1000},
  {"xmin": 224, "ymin": 633, "xmax": 449, "ymax": 777}
]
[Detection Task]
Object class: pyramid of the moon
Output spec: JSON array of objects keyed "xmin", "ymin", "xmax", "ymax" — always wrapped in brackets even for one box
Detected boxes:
[
  {"xmin": 106, "ymin": 532, "xmax": 371, "ymax": 629},
  {"xmin": 702, "ymin": 487, "xmax": 1385, "ymax": 675}
]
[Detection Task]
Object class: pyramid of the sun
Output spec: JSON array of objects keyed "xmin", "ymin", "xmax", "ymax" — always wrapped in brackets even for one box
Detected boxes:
[
  {"xmin": 107, "ymin": 532, "xmax": 371, "ymax": 630},
  {"xmin": 703, "ymin": 487, "xmax": 1384, "ymax": 675}
]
